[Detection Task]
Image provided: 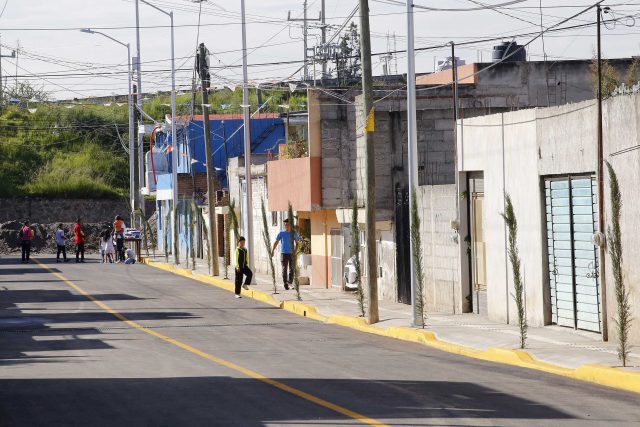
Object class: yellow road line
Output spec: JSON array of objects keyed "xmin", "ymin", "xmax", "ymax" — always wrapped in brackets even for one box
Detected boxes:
[{"xmin": 35, "ymin": 259, "xmax": 389, "ymax": 427}]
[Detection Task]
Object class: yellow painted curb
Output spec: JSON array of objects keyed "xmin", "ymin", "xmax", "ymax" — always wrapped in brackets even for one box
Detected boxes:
[
  {"xmin": 281, "ymin": 300, "xmax": 327, "ymax": 321},
  {"xmin": 142, "ymin": 259, "xmax": 640, "ymax": 394}
]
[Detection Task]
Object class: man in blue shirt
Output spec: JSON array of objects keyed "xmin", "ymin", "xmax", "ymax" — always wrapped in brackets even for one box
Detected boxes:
[{"xmin": 271, "ymin": 219, "xmax": 298, "ymax": 290}]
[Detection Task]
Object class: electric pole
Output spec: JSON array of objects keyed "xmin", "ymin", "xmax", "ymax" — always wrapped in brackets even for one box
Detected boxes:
[
  {"xmin": 198, "ymin": 43, "xmax": 220, "ymax": 276},
  {"xmin": 240, "ymin": 0, "xmax": 255, "ymax": 276},
  {"xmin": 321, "ymin": 0, "xmax": 327, "ymax": 78},
  {"xmin": 0, "ymin": 36, "xmax": 16, "ymax": 105},
  {"xmin": 134, "ymin": 0, "xmax": 145, "ymax": 228},
  {"xmin": 132, "ymin": 83, "xmax": 140, "ymax": 226},
  {"xmin": 359, "ymin": 0, "xmax": 379, "ymax": 324},
  {"xmin": 596, "ymin": 4, "xmax": 609, "ymax": 341},
  {"xmin": 287, "ymin": 1, "xmax": 320, "ymax": 81},
  {"xmin": 406, "ymin": 0, "xmax": 419, "ymax": 326}
]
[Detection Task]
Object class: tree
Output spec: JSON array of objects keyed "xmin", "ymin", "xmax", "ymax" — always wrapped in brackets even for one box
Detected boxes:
[
  {"xmin": 351, "ymin": 199, "xmax": 365, "ymax": 317},
  {"xmin": 287, "ymin": 202, "xmax": 302, "ymax": 301},
  {"xmin": 606, "ymin": 161, "xmax": 632, "ymax": 367},
  {"xmin": 410, "ymin": 188, "xmax": 427, "ymax": 327},
  {"xmin": 5, "ymin": 81, "xmax": 48, "ymax": 105},
  {"xmin": 261, "ymin": 198, "xmax": 278, "ymax": 294},
  {"xmin": 501, "ymin": 193, "xmax": 527, "ymax": 349},
  {"xmin": 335, "ymin": 22, "xmax": 361, "ymax": 86},
  {"xmin": 589, "ymin": 57, "xmax": 620, "ymax": 98}
]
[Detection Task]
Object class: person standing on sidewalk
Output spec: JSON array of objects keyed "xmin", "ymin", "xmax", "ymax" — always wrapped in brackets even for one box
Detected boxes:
[
  {"xmin": 234, "ymin": 237, "xmax": 252, "ymax": 299},
  {"xmin": 271, "ymin": 219, "xmax": 298, "ymax": 290},
  {"xmin": 113, "ymin": 215, "xmax": 126, "ymax": 262},
  {"xmin": 55, "ymin": 223, "xmax": 69, "ymax": 263},
  {"xmin": 18, "ymin": 220, "xmax": 34, "ymax": 264},
  {"xmin": 74, "ymin": 218, "xmax": 85, "ymax": 263}
]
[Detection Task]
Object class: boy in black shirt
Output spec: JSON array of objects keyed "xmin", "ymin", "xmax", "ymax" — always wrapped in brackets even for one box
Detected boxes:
[{"xmin": 234, "ymin": 237, "xmax": 253, "ymax": 298}]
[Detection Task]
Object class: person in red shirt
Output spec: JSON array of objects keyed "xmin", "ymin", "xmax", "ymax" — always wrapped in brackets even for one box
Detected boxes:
[
  {"xmin": 74, "ymin": 217, "xmax": 86, "ymax": 263},
  {"xmin": 18, "ymin": 220, "xmax": 34, "ymax": 264}
]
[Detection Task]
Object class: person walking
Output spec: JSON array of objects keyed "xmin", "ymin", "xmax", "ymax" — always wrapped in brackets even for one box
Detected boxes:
[
  {"xmin": 234, "ymin": 236, "xmax": 252, "ymax": 298},
  {"xmin": 74, "ymin": 218, "xmax": 85, "ymax": 263},
  {"xmin": 18, "ymin": 220, "xmax": 34, "ymax": 264},
  {"xmin": 271, "ymin": 219, "xmax": 298, "ymax": 290},
  {"xmin": 55, "ymin": 223, "xmax": 68, "ymax": 263},
  {"xmin": 113, "ymin": 215, "xmax": 126, "ymax": 262},
  {"xmin": 102, "ymin": 229, "xmax": 115, "ymax": 264}
]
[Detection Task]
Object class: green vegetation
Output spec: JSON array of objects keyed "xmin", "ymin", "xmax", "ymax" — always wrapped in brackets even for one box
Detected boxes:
[
  {"xmin": 0, "ymin": 83, "xmax": 306, "ymax": 199},
  {"xmin": 410, "ymin": 188, "xmax": 427, "ymax": 328},
  {"xmin": 606, "ymin": 161, "xmax": 632, "ymax": 367},
  {"xmin": 501, "ymin": 193, "xmax": 528, "ymax": 349},
  {"xmin": 261, "ymin": 198, "xmax": 278, "ymax": 294},
  {"xmin": 351, "ymin": 198, "xmax": 365, "ymax": 317}
]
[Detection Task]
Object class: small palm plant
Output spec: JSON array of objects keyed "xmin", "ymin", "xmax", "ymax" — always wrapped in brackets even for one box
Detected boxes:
[
  {"xmin": 223, "ymin": 207, "xmax": 231, "ymax": 279},
  {"xmin": 410, "ymin": 188, "xmax": 427, "ymax": 327},
  {"xmin": 261, "ymin": 198, "xmax": 278, "ymax": 293},
  {"xmin": 196, "ymin": 206, "xmax": 212, "ymax": 275},
  {"xmin": 183, "ymin": 198, "xmax": 190, "ymax": 269},
  {"xmin": 606, "ymin": 161, "xmax": 632, "ymax": 367},
  {"xmin": 163, "ymin": 207, "xmax": 170, "ymax": 263},
  {"xmin": 172, "ymin": 200, "xmax": 180, "ymax": 265},
  {"xmin": 351, "ymin": 199, "xmax": 365, "ymax": 317},
  {"xmin": 501, "ymin": 193, "xmax": 527, "ymax": 349},
  {"xmin": 287, "ymin": 202, "xmax": 301, "ymax": 301},
  {"xmin": 187, "ymin": 201, "xmax": 196, "ymax": 270}
]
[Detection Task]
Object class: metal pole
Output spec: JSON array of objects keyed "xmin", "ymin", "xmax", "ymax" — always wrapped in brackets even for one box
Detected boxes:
[
  {"xmin": 170, "ymin": 11, "xmax": 180, "ymax": 265},
  {"xmin": 303, "ymin": 0, "xmax": 308, "ymax": 81},
  {"xmin": 359, "ymin": 0, "xmax": 379, "ymax": 324},
  {"xmin": 135, "ymin": 0, "xmax": 144, "ymax": 228},
  {"xmin": 321, "ymin": 0, "xmax": 326, "ymax": 78},
  {"xmin": 240, "ymin": 0, "xmax": 255, "ymax": 275},
  {"xmin": 596, "ymin": 4, "xmax": 608, "ymax": 341},
  {"xmin": 406, "ymin": 0, "xmax": 419, "ymax": 326},
  {"xmin": 127, "ymin": 44, "xmax": 135, "ymax": 226},
  {"xmin": 199, "ymin": 43, "xmax": 220, "ymax": 276}
]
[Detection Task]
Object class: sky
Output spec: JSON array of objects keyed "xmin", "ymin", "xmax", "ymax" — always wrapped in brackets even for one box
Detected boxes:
[{"xmin": 0, "ymin": 0, "xmax": 639, "ymax": 100}]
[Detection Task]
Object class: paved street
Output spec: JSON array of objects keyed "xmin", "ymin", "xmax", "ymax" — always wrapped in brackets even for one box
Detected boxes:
[{"xmin": 1, "ymin": 255, "xmax": 639, "ymax": 427}]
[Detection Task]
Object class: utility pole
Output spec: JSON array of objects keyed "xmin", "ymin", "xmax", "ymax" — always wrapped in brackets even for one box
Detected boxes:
[
  {"xmin": 451, "ymin": 42, "xmax": 459, "ymax": 217},
  {"xmin": 133, "ymin": 84, "xmax": 140, "ymax": 227},
  {"xmin": 359, "ymin": 0, "xmax": 379, "ymax": 324},
  {"xmin": 134, "ymin": 0, "xmax": 144, "ymax": 228},
  {"xmin": 198, "ymin": 42, "xmax": 220, "ymax": 276},
  {"xmin": 287, "ymin": 1, "xmax": 320, "ymax": 81},
  {"xmin": 596, "ymin": 4, "xmax": 609, "ymax": 342},
  {"xmin": 240, "ymin": 0, "xmax": 255, "ymax": 275},
  {"xmin": 321, "ymin": 0, "xmax": 327, "ymax": 78},
  {"xmin": 406, "ymin": 0, "xmax": 419, "ymax": 326},
  {"xmin": 0, "ymin": 36, "xmax": 16, "ymax": 105}
]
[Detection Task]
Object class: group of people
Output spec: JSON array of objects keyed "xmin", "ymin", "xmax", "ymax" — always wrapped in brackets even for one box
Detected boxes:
[
  {"xmin": 99, "ymin": 215, "xmax": 135, "ymax": 264},
  {"xmin": 18, "ymin": 215, "xmax": 135, "ymax": 264},
  {"xmin": 233, "ymin": 218, "xmax": 299, "ymax": 298}
]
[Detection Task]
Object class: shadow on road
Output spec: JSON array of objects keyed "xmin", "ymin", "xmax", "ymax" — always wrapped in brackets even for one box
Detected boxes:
[{"xmin": 0, "ymin": 376, "xmax": 578, "ymax": 427}]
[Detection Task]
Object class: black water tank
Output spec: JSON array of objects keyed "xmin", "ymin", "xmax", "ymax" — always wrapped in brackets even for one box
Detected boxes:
[{"xmin": 492, "ymin": 41, "xmax": 526, "ymax": 62}]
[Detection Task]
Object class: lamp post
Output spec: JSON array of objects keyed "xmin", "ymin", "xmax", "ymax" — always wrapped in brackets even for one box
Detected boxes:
[
  {"xmin": 139, "ymin": 0, "xmax": 178, "ymax": 264},
  {"xmin": 80, "ymin": 29, "xmax": 135, "ymax": 226}
]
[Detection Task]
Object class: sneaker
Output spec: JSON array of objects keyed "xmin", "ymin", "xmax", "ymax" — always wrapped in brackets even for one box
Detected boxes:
[
  {"xmin": 284, "ymin": 282, "xmax": 290, "ymax": 290},
  {"xmin": 242, "ymin": 284, "xmax": 249, "ymax": 290},
  {"xmin": 234, "ymin": 294, "xmax": 242, "ymax": 299}
]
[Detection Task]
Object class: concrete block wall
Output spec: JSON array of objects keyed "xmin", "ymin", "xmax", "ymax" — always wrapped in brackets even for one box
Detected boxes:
[{"xmin": 416, "ymin": 184, "xmax": 462, "ymax": 314}]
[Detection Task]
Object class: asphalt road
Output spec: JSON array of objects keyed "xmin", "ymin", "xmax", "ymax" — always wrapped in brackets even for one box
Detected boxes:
[{"xmin": 1, "ymin": 255, "xmax": 639, "ymax": 427}]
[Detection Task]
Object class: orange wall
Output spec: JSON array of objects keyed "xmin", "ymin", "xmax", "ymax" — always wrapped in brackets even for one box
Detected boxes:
[
  {"xmin": 267, "ymin": 157, "xmax": 321, "ymax": 212},
  {"xmin": 416, "ymin": 63, "xmax": 477, "ymax": 86}
]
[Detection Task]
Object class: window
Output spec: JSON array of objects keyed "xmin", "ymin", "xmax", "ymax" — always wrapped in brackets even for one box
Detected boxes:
[{"xmin": 271, "ymin": 211, "xmax": 278, "ymax": 227}]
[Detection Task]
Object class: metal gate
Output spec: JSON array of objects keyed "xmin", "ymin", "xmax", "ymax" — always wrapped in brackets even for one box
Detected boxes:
[
  {"xmin": 545, "ymin": 176, "xmax": 601, "ymax": 333},
  {"xmin": 395, "ymin": 185, "xmax": 411, "ymax": 304},
  {"xmin": 330, "ymin": 229, "xmax": 343, "ymax": 288}
]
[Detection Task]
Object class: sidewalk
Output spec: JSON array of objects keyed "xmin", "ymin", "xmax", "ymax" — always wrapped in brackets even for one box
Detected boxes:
[{"xmin": 142, "ymin": 254, "xmax": 640, "ymax": 393}]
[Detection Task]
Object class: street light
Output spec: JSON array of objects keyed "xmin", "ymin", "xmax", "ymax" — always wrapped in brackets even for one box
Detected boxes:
[
  {"xmin": 80, "ymin": 28, "xmax": 135, "ymax": 227},
  {"xmin": 138, "ymin": 0, "xmax": 178, "ymax": 264}
]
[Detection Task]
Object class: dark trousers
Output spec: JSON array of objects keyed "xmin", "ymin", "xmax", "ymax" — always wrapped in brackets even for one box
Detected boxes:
[
  {"xmin": 281, "ymin": 253, "xmax": 293, "ymax": 285},
  {"xmin": 116, "ymin": 238, "xmax": 125, "ymax": 261},
  {"xmin": 56, "ymin": 245, "xmax": 67, "ymax": 260},
  {"xmin": 21, "ymin": 241, "xmax": 31, "ymax": 263},
  {"xmin": 76, "ymin": 243, "xmax": 85, "ymax": 261},
  {"xmin": 234, "ymin": 267, "xmax": 253, "ymax": 295}
]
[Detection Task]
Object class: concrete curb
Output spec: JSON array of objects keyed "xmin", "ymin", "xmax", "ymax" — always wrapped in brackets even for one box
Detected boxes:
[{"xmin": 142, "ymin": 259, "xmax": 640, "ymax": 394}]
